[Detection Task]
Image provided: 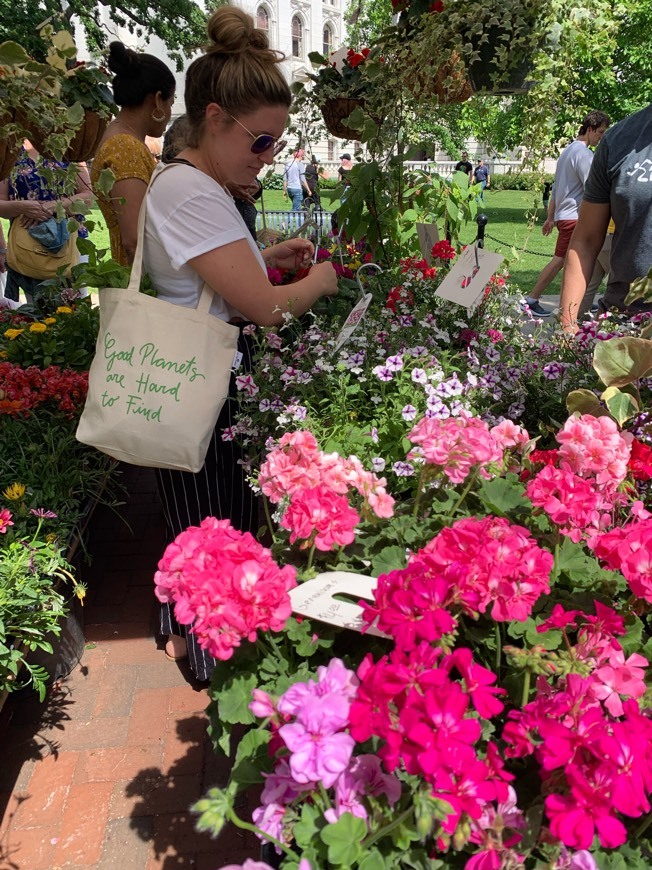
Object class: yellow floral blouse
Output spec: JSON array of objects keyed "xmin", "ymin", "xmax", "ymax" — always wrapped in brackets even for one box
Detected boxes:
[{"xmin": 90, "ymin": 134, "xmax": 156, "ymax": 266}]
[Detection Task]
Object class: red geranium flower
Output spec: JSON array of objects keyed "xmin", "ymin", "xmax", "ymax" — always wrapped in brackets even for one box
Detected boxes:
[{"xmin": 629, "ymin": 439, "xmax": 652, "ymax": 481}]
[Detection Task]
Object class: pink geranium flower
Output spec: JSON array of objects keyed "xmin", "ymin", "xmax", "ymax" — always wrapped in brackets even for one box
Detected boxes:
[
  {"xmin": 0, "ymin": 508, "xmax": 14, "ymax": 534},
  {"xmin": 281, "ymin": 486, "xmax": 359, "ymax": 551}
]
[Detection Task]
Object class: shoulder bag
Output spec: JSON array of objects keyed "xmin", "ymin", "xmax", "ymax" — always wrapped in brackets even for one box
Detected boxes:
[{"xmin": 76, "ymin": 162, "xmax": 239, "ymax": 472}]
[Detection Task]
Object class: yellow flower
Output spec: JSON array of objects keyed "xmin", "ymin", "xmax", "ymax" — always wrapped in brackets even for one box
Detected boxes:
[
  {"xmin": 56, "ymin": 306, "xmax": 73, "ymax": 314},
  {"xmin": 29, "ymin": 322, "xmax": 47, "ymax": 333},
  {"xmin": 3, "ymin": 482, "xmax": 26, "ymax": 500},
  {"xmin": 0, "ymin": 351, "xmax": 7, "ymax": 358},
  {"xmin": 4, "ymin": 328, "xmax": 24, "ymax": 340},
  {"xmin": 44, "ymin": 317, "xmax": 57, "ymax": 324},
  {"xmin": 46, "ymin": 532, "xmax": 58, "ymax": 544}
]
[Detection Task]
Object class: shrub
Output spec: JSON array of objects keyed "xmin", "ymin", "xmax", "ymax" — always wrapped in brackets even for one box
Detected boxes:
[{"xmin": 489, "ymin": 171, "xmax": 554, "ymax": 191}]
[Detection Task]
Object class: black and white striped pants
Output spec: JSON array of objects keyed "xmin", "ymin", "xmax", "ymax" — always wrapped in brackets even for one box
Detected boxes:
[{"xmin": 155, "ymin": 328, "xmax": 259, "ymax": 681}]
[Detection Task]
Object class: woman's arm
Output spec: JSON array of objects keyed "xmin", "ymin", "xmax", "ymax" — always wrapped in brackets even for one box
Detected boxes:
[
  {"xmin": 0, "ymin": 179, "xmax": 57, "ymax": 222},
  {"xmin": 189, "ymin": 239, "xmax": 338, "ymax": 327},
  {"xmin": 110, "ymin": 177, "xmax": 148, "ymax": 264}
]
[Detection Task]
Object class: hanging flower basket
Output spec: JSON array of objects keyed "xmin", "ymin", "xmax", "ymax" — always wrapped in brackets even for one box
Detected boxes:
[
  {"xmin": 321, "ymin": 98, "xmax": 365, "ymax": 141},
  {"xmin": 29, "ymin": 109, "xmax": 108, "ymax": 164},
  {"xmin": 464, "ymin": 25, "xmax": 535, "ymax": 95},
  {"xmin": 405, "ymin": 52, "xmax": 473, "ymax": 104}
]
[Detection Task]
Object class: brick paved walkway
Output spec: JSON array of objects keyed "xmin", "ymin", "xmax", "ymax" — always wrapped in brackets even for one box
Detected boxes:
[{"xmin": 0, "ymin": 466, "xmax": 258, "ymax": 869}]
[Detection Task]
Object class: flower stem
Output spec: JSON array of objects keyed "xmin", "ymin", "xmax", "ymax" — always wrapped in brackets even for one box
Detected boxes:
[
  {"xmin": 362, "ymin": 806, "xmax": 413, "ymax": 850},
  {"xmin": 495, "ymin": 623, "xmax": 502, "ymax": 673},
  {"xmin": 448, "ymin": 469, "xmax": 478, "ymax": 518},
  {"xmin": 262, "ymin": 496, "xmax": 275, "ymax": 538},
  {"xmin": 226, "ymin": 808, "xmax": 300, "ymax": 860},
  {"xmin": 412, "ymin": 466, "xmax": 427, "ymax": 518},
  {"xmin": 306, "ymin": 542, "xmax": 317, "ymax": 572},
  {"xmin": 521, "ymin": 669, "xmax": 531, "ymax": 707},
  {"xmin": 635, "ymin": 808, "xmax": 652, "ymax": 839}
]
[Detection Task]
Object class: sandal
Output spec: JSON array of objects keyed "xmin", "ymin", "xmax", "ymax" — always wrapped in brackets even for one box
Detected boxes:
[{"xmin": 165, "ymin": 636, "xmax": 188, "ymax": 661}]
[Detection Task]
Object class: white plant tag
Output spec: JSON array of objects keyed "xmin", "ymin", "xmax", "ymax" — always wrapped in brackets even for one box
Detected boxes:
[
  {"xmin": 416, "ymin": 222, "xmax": 440, "ymax": 264},
  {"xmin": 434, "ymin": 245, "xmax": 504, "ymax": 313},
  {"xmin": 232, "ymin": 350, "xmax": 243, "ymax": 371},
  {"xmin": 333, "ymin": 293, "xmax": 373, "ymax": 353},
  {"xmin": 290, "ymin": 571, "xmax": 388, "ymax": 637}
]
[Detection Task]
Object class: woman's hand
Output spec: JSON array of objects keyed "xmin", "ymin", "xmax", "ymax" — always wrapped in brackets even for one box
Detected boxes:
[
  {"xmin": 264, "ymin": 238, "xmax": 314, "ymax": 272},
  {"xmin": 19, "ymin": 200, "xmax": 57, "ymax": 229}
]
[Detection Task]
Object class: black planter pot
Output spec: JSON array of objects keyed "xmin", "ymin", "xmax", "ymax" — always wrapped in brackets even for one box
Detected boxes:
[
  {"xmin": 15, "ymin": 595, "xmax": 85, "ymax": 697},
  {"xmin": 465, "ymin": 27, "xmax": 535, "ymax": 95},
  {"xmin": 261, "ymin": 844, "xmax": 283, "ymax": 868}
]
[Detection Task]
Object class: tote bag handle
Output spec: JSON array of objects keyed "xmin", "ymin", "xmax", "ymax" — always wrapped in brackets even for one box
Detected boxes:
[{"xmin": 127, "ymin": 162, "xmax": 214, "ymax": 314}]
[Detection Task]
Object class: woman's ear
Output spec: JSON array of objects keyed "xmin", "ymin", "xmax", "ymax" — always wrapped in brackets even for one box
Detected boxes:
[{"xmin": 205, "ymin": 103, "xmax": 228, "ymax": 132}]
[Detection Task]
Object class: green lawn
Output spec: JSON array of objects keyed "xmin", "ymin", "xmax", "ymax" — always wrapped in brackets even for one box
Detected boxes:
[{"xmin": 2, "ymin": 190, "xmax": 555, "ymax": 298}]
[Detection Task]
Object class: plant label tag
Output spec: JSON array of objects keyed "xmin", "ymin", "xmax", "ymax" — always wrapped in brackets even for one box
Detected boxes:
[
  {"xmin": 290, "ymin": 571, "xmax": 388, "ymax": 637},
  {"xmin": 333, "ymin": 293, "xmax": 373, "ymax": 352},
  {"xmin": 434, "ymin": 245, "xmax": 504, "ymax": 313},
  {"xmin": 416, "ymin": 222, "xmax": 440, "ymax": 264},
  {"xmin": 327, "ymin": 46, "xmax": 349, "ymax": 72},
  {"xmin": 232, "ymin": 350, "xmax": 243, "ymax": 371}
]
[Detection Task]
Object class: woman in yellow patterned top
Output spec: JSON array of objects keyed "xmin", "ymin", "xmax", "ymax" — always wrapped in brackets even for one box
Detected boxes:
[{"xmin": 91, "ymin": 42, "xmax": 175, "ymax": 265}]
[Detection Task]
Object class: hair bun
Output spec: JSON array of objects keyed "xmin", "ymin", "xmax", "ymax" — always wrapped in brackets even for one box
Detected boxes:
[
  {"xmin": 206, "ymin": 6, "xmax": 269, "ymax": 55},
  {"xmin": 107, "ymin": 41, "xmax": 142, "ymax": 77}
]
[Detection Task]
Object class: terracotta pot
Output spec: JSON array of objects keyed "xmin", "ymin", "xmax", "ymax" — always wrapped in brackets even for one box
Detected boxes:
[
  {"xmin": 321, "ymin": 98, "xmax": 365, "ymax": 141},
  {"xmin": 28, "ymin": 109, "xmax": 109, "ymax": 163}
]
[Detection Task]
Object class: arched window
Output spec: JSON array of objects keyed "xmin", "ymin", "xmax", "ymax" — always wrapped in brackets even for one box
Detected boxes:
[
  {"xmin": 323, "ymin": 24, "xmax": 333, "ymax": 57},
  {"xmin": 257, "ymin": 6, "xmax": 270, "ymax": 31},
  {"xmin": 292, "ymin": 16, "xmax": 303, "ymax": 58}
]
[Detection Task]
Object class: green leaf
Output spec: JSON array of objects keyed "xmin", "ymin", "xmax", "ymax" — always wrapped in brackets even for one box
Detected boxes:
[
  {"xmin": 358, "ymin": 849, "xmax": 388, "ymax": 869},
  {"xmin": 218, "ymin": 672, "xmax": 257, "ymax": 725},
  {"xmin": 320, "ymin": 813, "xmax": 366, "ymax": 865},
  {"xmin": 371, "ymin": 545, "xmax": 407, "ymax": 577},
  {"xmin": 476, "ymin": 476, "xmax": 529, "ymax": 515},
  {"xmin": 600, "ymin": 385, "xmax": 640, "ymax": 425},
  {"xmin": 293, "ymin": 801, "xmax": 326, "ymax": 851},
  {"xmin": 593, "ymin": 336, "xmax": 652, "ymax": 387},
  {"xmin": 566, "ymin": 388, "xmax": 607, "ymax": 417},
  {"xmin": 0, "ymin": 41, "xmax": 31, "ymax": 65}
]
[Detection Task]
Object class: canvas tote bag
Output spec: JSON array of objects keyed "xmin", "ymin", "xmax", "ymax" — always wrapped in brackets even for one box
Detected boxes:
[{"xmin": 76, "ymin": 162, "xmax": 239, "ymax": 472}]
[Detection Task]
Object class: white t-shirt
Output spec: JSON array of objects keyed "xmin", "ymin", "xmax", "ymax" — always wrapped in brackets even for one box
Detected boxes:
[
  {"xmin": 553, "ymin": 139, "xmax": 594, "ymax": 222},
  {"xmin": 142, "ymin": 163, "xmax": 266, "ymax": 322}
]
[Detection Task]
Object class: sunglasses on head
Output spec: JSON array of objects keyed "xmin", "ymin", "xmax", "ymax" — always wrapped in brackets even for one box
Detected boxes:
[{"xmin": 228, "ymin": 113, "xmax": 287, "ymax": 156}]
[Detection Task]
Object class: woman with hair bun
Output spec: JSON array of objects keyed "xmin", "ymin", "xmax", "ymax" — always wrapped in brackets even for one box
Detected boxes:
[
  {"xmin": 142, "ymin": 6, "xmax": 338, "ymax": 676},
  {"xmin": 91, "ymin": 42, "xmax": 175, "ymax": 265}
]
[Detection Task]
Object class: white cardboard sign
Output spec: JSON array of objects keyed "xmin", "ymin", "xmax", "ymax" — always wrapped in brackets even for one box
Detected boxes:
[
  {"xmin": 333, "ymin": 293, "xmax": 373, "ymax": 352},
  {"xmin": 328, "ymin": 46, "xmax": 349, "ymax": 72},
  {"xmin": 434, "ymin": 245, "xmax": 504, "ymax": 312},
  {"xmin": 416, "ymin": 222, "xmax": 440, "ymax": 264},
  {"xmin": 289, "ymin": 571, "xmax": 388, "ymax": 637}
]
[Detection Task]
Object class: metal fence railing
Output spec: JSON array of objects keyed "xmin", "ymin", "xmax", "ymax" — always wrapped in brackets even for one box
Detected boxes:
[{"xmin": 256, "ymin": 208, "xmax": 332, "ymax": 244}]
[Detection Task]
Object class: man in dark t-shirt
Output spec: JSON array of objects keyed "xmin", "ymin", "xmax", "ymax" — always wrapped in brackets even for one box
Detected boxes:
[
  {"xmin": 454, "ymin": 151, "xmax": 473, "ymax": 181},
  {"xmin": 559, "ymin": 103, "xmax": 652, "ymax": 329}
]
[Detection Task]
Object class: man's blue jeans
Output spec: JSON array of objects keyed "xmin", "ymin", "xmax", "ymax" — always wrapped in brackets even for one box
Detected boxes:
[{"xmin": 287, "ymin": 188, "xmax": 304, "ymax": 210}]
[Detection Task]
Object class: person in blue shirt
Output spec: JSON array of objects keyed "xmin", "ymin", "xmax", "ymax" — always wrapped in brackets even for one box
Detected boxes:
[
  {"xmin": 473, "ymin": 159, "xmax": 490, "ymax": 203},
  {"xmin": 283, "ymin": 148, "xmax": 311, "ymax": 210}
]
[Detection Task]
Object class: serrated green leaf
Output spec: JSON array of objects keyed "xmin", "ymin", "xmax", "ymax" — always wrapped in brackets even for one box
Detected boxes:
[
  {"xmin": 476, "ymin": 476, "xmax": 529, "ymax": 515},
  {"xmin": 218, "ymin": 672, "xmax": 257, "ymax": 725},
  {"xmin": 320, "ymin": 812, "xmax": 366, "ymax": 865},
  {"xmin": 371, "ymin": 545, "xmax": 407, "ymax": 577}
]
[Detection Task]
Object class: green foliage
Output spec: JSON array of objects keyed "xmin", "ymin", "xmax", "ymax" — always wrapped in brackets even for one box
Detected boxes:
[
  {"xmin": 489, "ymin": 172, "xmax": 554, "ymax": 191},
  {"xmin": 0, "ymin": 299, "xmax": 99, "ymax": 370},
  {"xmin": 0, "ymin": 526, "xmax": 83, "ymax": 699},
  {"xmin": 0, "ymin": 0, "xmax": 207, "ymax": 70}
]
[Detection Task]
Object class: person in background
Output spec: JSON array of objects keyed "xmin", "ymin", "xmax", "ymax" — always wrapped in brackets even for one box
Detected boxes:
[
  {"xmin": 0, "ymin": 223, "xmax": 6, "ymax": 297},
  {"xmin": 303, "ymin": 155, "xmax": 323, "ymax": 208},
  {"xmin": 559, "ymin": 103, "xmax": 652, "ymax": 330},
  {"xmin": 145, "ymin": 136, "xmax": 163, "ymax": 161},
  {"xmin": 338, "ymin": 152, "xmax": 353, "ymax": 187},
  {"xmin": 524, "ymin": 110, "xmax": 610, "ymax": 317},
  {"xmin": 0, "ymin": 141, "xmax": 94, "ymax": 303},
  {"xmin": 454, "ymin": 151, "xmax": 473, "ymax": 183},
  {"xmin": 283, "ymin": 148, "xmax": 310, "ymax": 210},
  {"xmin": 91, "ymin": 42, "xmax": 175, "ymax": 265},
  {"xmin": 473, "ymin": 158, "xmax": 490, "ymax": 203},
  {"xmin": 141, "ymin": 6, "xmax": 338, "ymax": 676}
]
